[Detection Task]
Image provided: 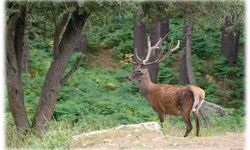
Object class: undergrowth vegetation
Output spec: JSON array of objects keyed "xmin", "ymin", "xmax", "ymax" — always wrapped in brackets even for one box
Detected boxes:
[{"xmin": 6, "ymin": 12, "xmax": 244, "ymax": 149}]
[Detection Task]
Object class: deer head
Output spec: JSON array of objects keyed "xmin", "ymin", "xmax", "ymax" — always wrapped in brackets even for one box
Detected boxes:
[{"xmin": 128, "ymin": 36, "xmax": 180, "ymax": 83}]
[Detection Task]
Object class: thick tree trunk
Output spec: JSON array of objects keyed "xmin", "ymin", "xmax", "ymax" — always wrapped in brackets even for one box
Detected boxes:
[
  {"xmin": 6, "ymin": 9, "xmax": 30, "ymax": 132},
  {"xmin": 134, "ymin": 21, "xmax": 147, "ymax": 62},
  {"xmin": 221, "ymin": 16, "xmax": 240, "ymax": 66},
  {"xmin": 160, "ymin": 17, "xmax": 169, "ymax": 39},
  {"xmin": 180, "ymin": 21, "xmax": 196, "ymax": 85},
  {"xmin": 148, "ymin": 18, "xmax": 169, "ymax": 83},
  {"xmin": 22, "ymin": 26, "xmax": 30, "ymax": 73},
  {"xmin": 75, "ymin": 34, "xmax": 88, "ymax": 53},
  {"xmin": 14, "ymin": 6, "xmax": 27, "ymax": 75},
  {"xmin": 33, "ymin": 10, "xmax": 89, "ymax": 131}
]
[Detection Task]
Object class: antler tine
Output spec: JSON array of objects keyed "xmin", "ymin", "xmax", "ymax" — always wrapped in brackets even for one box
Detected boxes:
[
  {"xmin": 134, "ymin": 48, "xmax": 143, "ymax": 64},
  {"xmin": 151, "ymin": 37, "xmax": 163, "ymax": 50},
  {"xmin": 143, "ymin": 49, "xmax": 163, "ymax": 65},
  {"xmin": 130, "ymin": 59, "xmax": 137, "ymax": 64},
  {"xmin": 157, "ymin": 40, "xmax": 180, "ymax": 63},
  {"xmin": 143, "ymin": 36, "xmax": 152, "ymax": 64},
  {"xmin": 143, "ymin": 36, "xmax": 163, "ymax": 65}
]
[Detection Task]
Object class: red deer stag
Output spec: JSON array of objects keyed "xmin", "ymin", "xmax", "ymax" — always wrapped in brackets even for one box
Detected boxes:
[{"xmin": 127, "ymin": 36, "xmax": 205, "ymax": 137}]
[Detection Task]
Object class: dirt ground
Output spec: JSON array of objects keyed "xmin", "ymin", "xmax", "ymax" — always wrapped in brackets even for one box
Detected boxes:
[{"xmin": 71, "ymin": 122, "xmax": 245, "ymax": 150}]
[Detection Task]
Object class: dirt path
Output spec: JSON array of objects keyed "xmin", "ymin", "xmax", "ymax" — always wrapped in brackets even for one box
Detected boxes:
[{"xmin": 71, "ymin": 122, "xmax": 245, "ymax": 150}]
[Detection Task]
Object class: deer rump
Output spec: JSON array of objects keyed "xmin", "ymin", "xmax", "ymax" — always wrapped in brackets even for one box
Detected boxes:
[{"xmin": 145, "ymin": 85, "xmax": 203, "ymax": 137}]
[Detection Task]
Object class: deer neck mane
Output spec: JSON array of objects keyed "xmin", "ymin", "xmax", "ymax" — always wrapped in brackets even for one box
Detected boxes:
[{"xmin": 139, "ymin": 71, "xmax": 155, "ymax": 96}]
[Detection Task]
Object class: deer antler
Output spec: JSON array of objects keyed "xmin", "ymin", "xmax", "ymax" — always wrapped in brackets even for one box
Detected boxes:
[
  {"xmin": 155, "ymin": 40, "xmax": 180, "ymax": 63},
  {"xmin": 134, "ymin": 27, "xmax": 181, "ymax": 65}
]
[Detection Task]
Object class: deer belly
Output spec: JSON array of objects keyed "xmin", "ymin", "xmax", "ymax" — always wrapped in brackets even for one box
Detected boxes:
[
  {"xmin": 165, "ymin": 107, "xmax": 182, "ymax": 116},
  {"xmin": 152, "ymin": 104, "xmax": 182, "ymax": 116}
]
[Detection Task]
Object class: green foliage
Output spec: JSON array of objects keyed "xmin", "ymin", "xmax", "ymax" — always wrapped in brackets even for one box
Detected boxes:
[
  {"xmin": 55, "ymin": 65, "xmax": 156, "ymax": 130},
  {"xmin": 7, "ymin": 122, "xmax": 73, "ymax": 149},
  {"xmin": 87, "ymin": 12, "xmax": 134, "ymax": 54}
]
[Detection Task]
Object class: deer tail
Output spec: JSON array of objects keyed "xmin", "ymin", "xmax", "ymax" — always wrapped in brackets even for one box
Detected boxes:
[
  {"xmin": 192, "ymin": 91, "xmax": 200, "ymax": 112},
  {"xmin": 191, "ymin": 90, "xmax": 205, "ymax": 113}
]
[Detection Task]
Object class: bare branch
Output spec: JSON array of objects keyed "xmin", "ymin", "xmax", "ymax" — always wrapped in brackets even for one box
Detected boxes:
[
  {"xmin": 61, "ymin": 54, "xmax": 85, "ymax": 84},
  {"xmin": 53, "ymin": 13, "xmax": 70, "ymax": 59}
]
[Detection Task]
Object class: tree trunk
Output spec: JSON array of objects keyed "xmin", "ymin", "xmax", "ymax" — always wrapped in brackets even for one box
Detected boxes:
[
  {"xmin": 75, "ymin": 34, "xmax": 88, "ymax": 53},
  {"xmin": 32, "ymin": 10, "xmax": 89, "ymax": 131},
  {"xmin": 148, "ymin": 18, "xmax": 169, "ymax": 83},
  {"xmin": 134, "ymin": 21, "xmax": 147, "ymax": 62},
  {"xmin": 160, "ymin": 17, "xmax": 169, "ymax": 40},
  {"xmin": 22, "ymin": 26, "xmax": 30, "ymax": 73},
  {"xmin": 6, "ymin": 9, "xmax": 30, "ymax": 132},
  {"xmin": 179, "ymin": 20, "xmax": 196, "ymax": 85},
  {"xmin": 53, "ymin": 13, "xmax": 69, "ymax": 59},
  {"xmin": 14, "ymin": 6, "xmax": 27, "ymax": 75},
  {"xmin": 221, "ymin": 16, "xmax": 240, "ymax": 66}
]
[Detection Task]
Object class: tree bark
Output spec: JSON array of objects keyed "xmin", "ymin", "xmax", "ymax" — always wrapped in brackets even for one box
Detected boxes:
[
  {"xmin": 160, "ymin": 17, "xmax": 169, "ymax": 40},
  {"xmin": 75, "ymin": 34, "xmax": 88, "ymax": 53},
  {"xmin": 32, "ymin": 10, "xmax": 89, "ymax": 131},
  {"xmin": 53, "ymin": 13, "xmax": 69, "ymax": 59},
  {"xmin": 22, "ymin": 26, "xmax": 30, "ymax": 73},
  {"xmin": 14, "ymin": 6, "xmax": 27, "ymax": 75},
  {"xmin": 6, "ymin": 8, "xmax": 30, "ymax": 132},
  {"xmin": 148, "ymin": 18, "xmax": 169, "ymax": 83},
  {"xmin": 134, "ymin": 21, "xmax": 147, "ymax": 63},
  {"xmin": 179, "ymin": 20, "xmax": 196, "ymax": 85},
  {"xmin": 221, "ymin": 16, "xmax": 240, "ymax": 66}
]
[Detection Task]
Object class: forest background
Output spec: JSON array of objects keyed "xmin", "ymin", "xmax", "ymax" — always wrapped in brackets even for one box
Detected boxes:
[{"xmin": 1, "ymin": 0, "xmax": 249, "ymax": 149}]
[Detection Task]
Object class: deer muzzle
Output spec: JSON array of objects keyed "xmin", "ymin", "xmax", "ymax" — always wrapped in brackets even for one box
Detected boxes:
[{"xmin": 125, "ymin": 75, "xmax": 132, "ymax": 81}]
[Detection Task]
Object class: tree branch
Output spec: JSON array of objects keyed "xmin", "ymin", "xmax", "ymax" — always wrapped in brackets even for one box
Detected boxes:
[
  {"xmin": 53, "ymin": 13, "xmax": 70, "ymax": 59},
  {"xmin": 50, "ymin": 2, "xmax": 58, "ymax": 28},
  {"xmin": 7, "ymin": 10, "xmax": 21, "ymax": 31},
  {"xmin": 61, "ymin": 54, "xmax": 85, "ymax": 84}
]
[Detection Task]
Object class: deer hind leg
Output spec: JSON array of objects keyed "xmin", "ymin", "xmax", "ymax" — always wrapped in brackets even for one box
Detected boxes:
[
  {"xmin": 193, "ymin": 112, "xmax": 200, "ymax": 136},
  {"xmin": 182, "ymin": 113, "xmax": 193, "ymax": 137},
  {"xmin": 193, "ymin": 100, "xmax": 204, "ymax": 136}
]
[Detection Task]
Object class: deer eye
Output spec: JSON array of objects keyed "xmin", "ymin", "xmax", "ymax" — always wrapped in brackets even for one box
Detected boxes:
[{"xmin": 137, "ymin": 69, "xmax": 143, "ymax": 74}]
